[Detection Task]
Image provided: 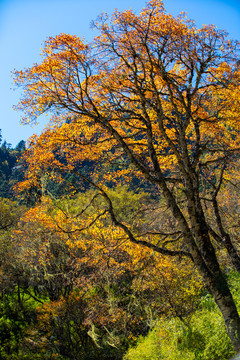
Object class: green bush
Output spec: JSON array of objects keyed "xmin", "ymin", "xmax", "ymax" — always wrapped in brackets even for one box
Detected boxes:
[{"xmin": 124, "ymin": 306, "xmax": 235, "ymax": 360}]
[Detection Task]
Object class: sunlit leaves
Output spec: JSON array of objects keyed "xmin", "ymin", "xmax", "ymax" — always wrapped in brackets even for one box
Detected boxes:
[{"xmin": 12, "ymin": 1, "xmax": 240, "ymax": 349}]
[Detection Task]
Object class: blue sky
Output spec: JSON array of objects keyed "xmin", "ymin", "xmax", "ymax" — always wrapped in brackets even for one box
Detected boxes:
[{"xmin": 0, "ymin": 0, "xmax": 240, "ymax": 147}]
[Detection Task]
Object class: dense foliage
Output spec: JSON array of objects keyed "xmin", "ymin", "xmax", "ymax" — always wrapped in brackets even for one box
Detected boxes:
[
  {"xmin": 1, "ymin": 0, "xmax": 240, "ymax": 358},
  {"xmin": 0, "ymin": 189, "xmax": 239, "ymax": 359}
]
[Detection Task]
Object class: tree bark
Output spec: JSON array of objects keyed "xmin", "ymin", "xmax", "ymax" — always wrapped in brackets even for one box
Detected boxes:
[
  {"xmin": 192, "ymin": 243, "xmax": 240, "ymax": 353},
  {"xmin": 159, "ymin": 174, "xmax": 240, "ymax": 352},
  {"xmin": 212, "ymin": 198, "xmax": 240, "ymax": 272}
]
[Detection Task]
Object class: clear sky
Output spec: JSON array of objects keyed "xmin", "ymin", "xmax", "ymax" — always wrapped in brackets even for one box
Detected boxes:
[{"xmin": 0, "ymin": 0, "xmax": 240, "ymax": 147}]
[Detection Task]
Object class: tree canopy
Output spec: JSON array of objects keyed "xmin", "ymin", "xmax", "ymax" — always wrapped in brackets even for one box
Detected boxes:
[{"xmin": 14, "ymin": 0, "xmax": 240, "ymax": 352}]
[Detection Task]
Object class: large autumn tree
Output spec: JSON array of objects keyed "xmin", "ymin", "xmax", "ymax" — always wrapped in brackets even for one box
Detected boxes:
[{"xmin": 14, "ymin": 0, "xmax": 240, "ymax": 352}]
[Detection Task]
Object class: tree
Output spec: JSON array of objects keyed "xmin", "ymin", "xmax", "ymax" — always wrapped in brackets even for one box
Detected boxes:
[{"xmin": 14, "ymin": 0, "xmax": 240, "ymax": 351}]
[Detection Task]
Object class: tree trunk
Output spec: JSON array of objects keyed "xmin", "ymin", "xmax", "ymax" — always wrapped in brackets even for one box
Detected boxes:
[
  {"xmin": 224, "ymin": 234, "xmax": 240, "ymax": 273},
  {"xmin": 212, "ymin": 197, "xmax": 240, "ymax": 272},
  {"xmin": 193, "ymin": 248, "xmax": 240, "ymax": 353},
  {"xmin": 160, "ymin": 177, "xmax": 240, "ymax": 352},
  {"xmin": 188, "ymin": 186, "xmax": 240, "ymax": 352}
]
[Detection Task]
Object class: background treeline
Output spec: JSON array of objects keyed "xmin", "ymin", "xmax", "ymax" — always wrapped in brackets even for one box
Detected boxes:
[{"xmin": 0, "ymin": 130, "xmax": 26, "ymax": 199}]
